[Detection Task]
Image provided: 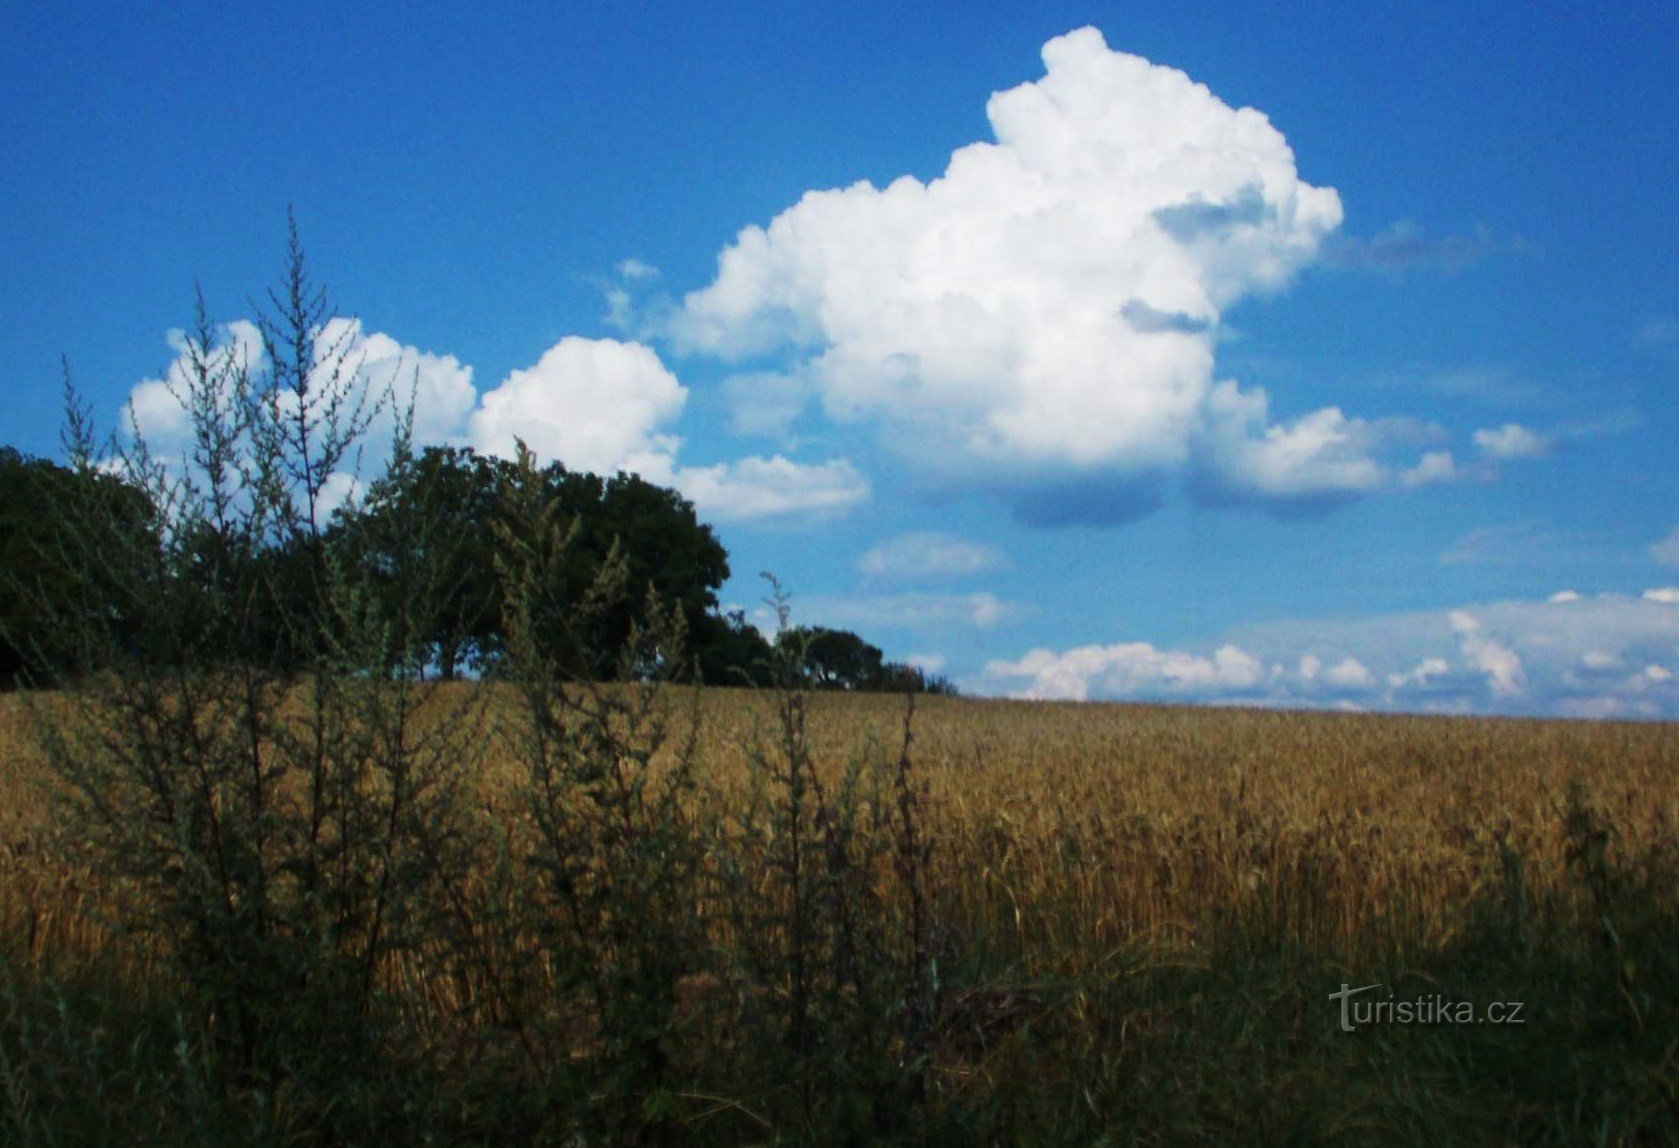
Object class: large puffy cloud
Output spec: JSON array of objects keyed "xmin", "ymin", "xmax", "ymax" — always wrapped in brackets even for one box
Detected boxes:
[
  {"xmin": 126, "ymin": 320, "xmax": 266, "ymax": 445},
  {"xmin": 677, "ymin": 27, "xmax": 1441, "ymax": 521},
  {"xmin": 468, "ymin": 337, "xmax": 685, "ymax": 477},
  {"xmin": 129, "ymin": 318, "xmax": 474, "ymax": 464},
  {"xmin": 466, "ymin": 337, "xmax": 868, "ymax": 522},
  {"xmin": 125, "ymin": 322, "xmax": 864, "ymax": 524},
  {"xmin": 313, "ymin": 318, "xmax": 477, "ymax": 448},
  {"xmin": 979, "ymin": 590, "xmax": 1679, "ymax": 717}
]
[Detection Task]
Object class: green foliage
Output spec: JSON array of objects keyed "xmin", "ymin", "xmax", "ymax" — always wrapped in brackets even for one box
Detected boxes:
[
  {"xmin": 0, "ymin": 445, "xmax": 156, "ymax": 689},
  {"xmin": 485, "ymin": 441, "xmax": 709, "ymax": 1140},
  {"xmin": 778, "ymin": 623, "xmax": 959, "ymax": 695},
  {"xmin": 339, "ymin": 442, "xmax": 737, "ymax": 683},
  {"xmin": 334, "ymin": 444, "xmax": 505, "ymax": 679},
  {"xmin": 705, "ymin": 582, "xmax": 944, "ymax": 1140},
  {"xmin": 29, "ymin": 225, "xmax": 485, "ymax": 1128}
]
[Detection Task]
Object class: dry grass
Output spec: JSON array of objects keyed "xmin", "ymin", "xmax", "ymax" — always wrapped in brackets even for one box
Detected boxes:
[
  {"xmin": 5, "ymin": 686, "xmax": 1677, "ymax": 980},
  {"xmin": 5, "ymin": 685, "xmax": 1678, "ymax": 1143}
]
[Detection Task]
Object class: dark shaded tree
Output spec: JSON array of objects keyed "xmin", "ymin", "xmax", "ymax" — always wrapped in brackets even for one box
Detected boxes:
[
  {"xmin": 0, "ymin": 444, "xmax": 157, "ymax": 688},
  {"xmin": 692, "ymin": 607, "xmax": 776, "ymax": 687},
  {"xmin": 781, "ymin": 625, "xmax": 886, "ymax": 691},
  {"xmin": 775, "ymin": 623, "xmax": 958, "ymax": 694},
  {"xmin": 335, "ymin": 445, "xmax": 505, "ymax": 679},
  {"xmin": 340, "ymin": 444, "xmax": 734, "ymax": 682}
]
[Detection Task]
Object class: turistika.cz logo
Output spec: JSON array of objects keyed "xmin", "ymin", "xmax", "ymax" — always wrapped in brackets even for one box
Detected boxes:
[{"xmin": 1329, "ymin": 983, "xmax": 1526, "ymax": 1032}]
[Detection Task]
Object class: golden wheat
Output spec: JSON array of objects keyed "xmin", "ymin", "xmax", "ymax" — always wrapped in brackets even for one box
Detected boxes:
[{"xmin": 4, "ymin": 687, "xmax": 1675, "ymax": 989}]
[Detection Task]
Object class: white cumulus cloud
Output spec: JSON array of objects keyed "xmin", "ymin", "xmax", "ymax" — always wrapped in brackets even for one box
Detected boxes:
[
  {"xmin": 126, "ymin": 318, "xmax": 867, "ymax": 524},
  {"xmin": 126, "ymin": 321, "xmax": 266, "ymax": 447},
  {"xmin": 987, "ymin": 641, "xmax": 1265, "ymax": 702},
  {"xmin": 675, "ymin": 27, "xmax": 1445, "ymax": 522},
  {"xmin": 468, "ymin": 336, "xmax": 686, "ymax": 476},
  {"xmin": 1449, "ymin": 610, "xmax": 1526, "ymax": 699},
  {"xmin": 466, "ymin": 338, "xmax": 869, "ymax": 522}
]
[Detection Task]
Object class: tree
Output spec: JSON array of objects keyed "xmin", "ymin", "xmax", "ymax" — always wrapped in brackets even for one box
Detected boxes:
[
  {"xmin": 338, "ymin": 444, "xmax": 734, "ymax": 682},
  {"xmin": 772, "ymin": 623, "xmax": 958, "ymax": 694},
  {"xmin": 0, "ymin": 444, "xmax": 157, "ymax": 688},
  {"xmin": 692, "ymin": 607, "xmax": 776, "ymax": 687},
  {"xmin": 336, "ymin": 444, "xmax": 505, "ymax": 679},
  {"xmin": 781, "ymin": 625, "xmax": 886, "ymax": 691}
]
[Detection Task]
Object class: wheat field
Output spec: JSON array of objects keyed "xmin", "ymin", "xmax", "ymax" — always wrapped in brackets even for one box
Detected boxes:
[
  {"xmin": 3, "ymin": 686, "xmax": 1677, "ymax": 1143},
  {"xmin": 5, "ymin": 686, "xmax": 1678, "ymax": 980}
]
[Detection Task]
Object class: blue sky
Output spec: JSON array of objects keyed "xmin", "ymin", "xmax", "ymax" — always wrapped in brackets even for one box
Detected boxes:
[{"xmin": 6, "ymin": 2, "xmax": 1679, "ymax": 716}]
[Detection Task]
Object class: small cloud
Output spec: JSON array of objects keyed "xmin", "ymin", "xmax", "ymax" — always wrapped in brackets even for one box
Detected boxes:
[
  {"xmin": 857, "ymin": 532, "xmax": 1005, "ymax": 584},
  {"xmin": 906, "ymin": 653, "xmax": 948, "ymax": 674},
  {"xmin": 1548, "ymin": 590, "xmax": 1582, "ymax": 603},
  {"xmin": 1439, "ymin": 521, "xmax": 1564, "ymax": 566},
  {"xmin": 315, "ymin": 472, "xmax": 362, "ymax": 526},
  {"xmin": 1324, "ymin": 220, "xmax": 1520, "ymax": 273},
  {"xmin": 1193, "ymin": 382, "xmax": 1438, "ymax": 505},
  {"xmin": 1400, "ymin": 450, "xmax": 1457, "ymax": 488},
  {"xmin": 600, "ymin": 262, "xmax": 675, "ymax": 337},
  {"xmin": 1651, "ymin": 529, "xmax": 1679, "ymax": 570},
  {"xmin": 1643, "ymin": 588, "xmax": 1679, "ymax": 604},
  {"xmin": 1472, "ymin": 423, "xmax": 1552, "ymax": 461},
  {"xmin": 615, "ymin": 258, "xmax": 660, "ymax": 281},
  {"xmin": 1387, "ymin": 657, "xmax": 1450, "ymax": 690},
  {"xmin": 1322, "ymin": 657, "xmax": 1374, "ymax": 690},
  {"xmin": 801, "ymin": 592, "xmax": 1025, "ymax": 634},
  {"xmin": 1449, "ymin": 609, "xmax": 1526, "ymax": 698},
  {"xmin": 674, "ymin": 456, "xmax": 870, "ymax": 522}
]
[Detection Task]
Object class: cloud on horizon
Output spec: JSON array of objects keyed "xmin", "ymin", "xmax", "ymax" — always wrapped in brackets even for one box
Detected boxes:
[{"xmin": 978, "ymin": 590, "xmax": 1679, "ymax": 718}]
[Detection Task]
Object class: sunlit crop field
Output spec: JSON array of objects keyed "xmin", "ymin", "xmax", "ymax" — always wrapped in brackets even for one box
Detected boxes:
[
  {"xmin": 7, "ymin": 686, "xmax": 1676, "ymax": 975},
  {"xmin": 4, "ymin": 686, "xmax": 1677, "ymax": 1143}
]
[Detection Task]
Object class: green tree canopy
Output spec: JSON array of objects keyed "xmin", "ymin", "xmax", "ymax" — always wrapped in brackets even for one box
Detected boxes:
[
  {"xmin": 0, "ymin": 445, "xmax": 157, "ymax": 688},
  {"xmin": 340, "ymin": 444, "xmax": 733, "ymax": 681}
]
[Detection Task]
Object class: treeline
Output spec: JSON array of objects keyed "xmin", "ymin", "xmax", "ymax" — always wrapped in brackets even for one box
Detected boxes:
[{"xmin": 0, "ymin": 439, "xmax": 953, "ymax": 696}]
